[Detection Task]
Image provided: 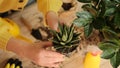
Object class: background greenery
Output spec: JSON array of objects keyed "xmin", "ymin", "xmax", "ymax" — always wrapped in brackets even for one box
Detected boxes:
[{"xmin": 73, "ymin": 0, "xmax": 120, "ymax": 68}]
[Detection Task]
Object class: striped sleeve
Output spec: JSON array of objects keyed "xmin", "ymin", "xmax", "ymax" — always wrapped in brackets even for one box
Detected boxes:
[{"xmin": 0, "ymin": 30, "xmax": 12, "ymax": 51}]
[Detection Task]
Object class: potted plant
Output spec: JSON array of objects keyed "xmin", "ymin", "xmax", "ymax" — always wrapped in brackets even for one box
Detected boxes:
[
  {"xmin": 50, "ymin": 23, "xmax": 80, "ymax": 56},
  {"xmin": 73, "ymin": 0, "xmax": 120, "ymax": 68}
]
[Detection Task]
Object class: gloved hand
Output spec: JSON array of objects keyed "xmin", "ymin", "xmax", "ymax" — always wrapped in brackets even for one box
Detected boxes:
[{"xmin": 5, "ymin": 58, "xmax": 22, "ymax": 68}]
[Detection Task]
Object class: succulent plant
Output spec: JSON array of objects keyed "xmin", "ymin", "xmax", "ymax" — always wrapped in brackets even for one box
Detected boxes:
[{"xmin": 51, "ymin": 23, "xmax": 80, "ymax": 54}]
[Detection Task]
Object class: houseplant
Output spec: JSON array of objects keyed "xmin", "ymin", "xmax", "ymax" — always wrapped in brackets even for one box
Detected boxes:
[
  {"xmin": 73, "ymin": 0, "xmax": 120, "ymax": 68},
  {"xmin": 50, "ymin": 23, "xmax": 80, "ymax": 56}
]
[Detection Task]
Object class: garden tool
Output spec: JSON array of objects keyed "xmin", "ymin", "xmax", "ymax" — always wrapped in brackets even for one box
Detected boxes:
[
  {"xmin": 5, "ymin": 58, "xmax": 22, "ymax": 68},
  {"xmin": 84, "ymin": 52, "xmax": 101, "ymax": 68},
  {"xmin": 0, "ymin": 17, "xmax": 32, "ymax": 43}
]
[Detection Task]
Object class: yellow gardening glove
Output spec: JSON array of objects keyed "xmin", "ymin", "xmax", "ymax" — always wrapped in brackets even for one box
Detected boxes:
[{"xmin": 5, "ymin": 58, "xmax": 22, "ymax": 68}]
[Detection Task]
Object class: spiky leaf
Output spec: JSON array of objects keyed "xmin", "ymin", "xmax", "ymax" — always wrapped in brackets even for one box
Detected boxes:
[
  {"xmin": 67, "ymin": 24, "xmax": 74, "ymax": 43},
  {"xmin": 51, "ymin": 23, "xmax": 80, "ymax": 54},
  {"xmin": 58, "ymin": 23, "xmax": 63, "ymax": 36}
]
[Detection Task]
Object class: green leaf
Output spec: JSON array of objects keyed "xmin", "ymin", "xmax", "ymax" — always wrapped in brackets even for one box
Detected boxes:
[
  {"xmin": 77, "ymin": 0, "xmax": 91, "ymax": 3},
  {"xmin": 104, "ymin": 8, "xmax": 116, "ymax": 16},
  {"xmin": 70, "ymin": 39, "xmax": 80, "ymax": 44},
  {"xmin": 84, "ymin": 24, "xmax": 93, "ymax": 37},
  {"xmin": 74, "ymin": 11, "xmax": 93, "ymax": 28},
  {"xmin": 93, "ymin": 17, "xmax": 106, "ymax": 29},
  {"xmin": 56, "ymin": 33, "xmax": 61, "ymax": 41},
  {"xmin": 103, "ymin": 0, "xmax": 117, "ymax": 7},
  {"xmin": 66, "ymin": 24, "xmax": 74, "ymax": 43},
  {"xmin": 114, "ymin": 11, "xmax": 120, "ymax": 28},
  {"xmin": 102, "ymin": 28, "xmax": 119, "ymax": 40},
  {"xmin": 62, "ymin": 25, "xmax": 68, "ymax": 42},
  {"xmin": 82, "ymin": 4, "xmax": 97, "ymax": 17},
  {"xmin": 99, "ymin": 40, "xmax": 120, "ymax": 68},
  {"xmin": 101, "ymin": 49, "xmax": 115, "ymax": 59},
  {"xmin": 99, "ymin": 40, "xmax": 120, "ymax": 59},
  {"xmin": 58, "ymin": 23, "xmax": 63, "ymax": 36},
  {"xmin": 67, "ymin": 24, "xmax": 71, "ymax": 34},
  {"xmin": 52, "ymin": 40, "xmax": 60, "ymax": 44},
  {"xmin": 76, "ymin": 11, "xmax": 93, "ymax": 19},
  {"xmin": 71, "ymin": 33, "xmax": 80, "ymax": 43},
  {"xmin": 110, "ymin": 51, "xmax": 120, "ymax": 68},
  {"xmin": 98, "ymin": 0, "xmax": 106, "ymax": 17},
  {"xmin": 99, "ymin": 40, "xmax": 119, "ymax": 51},
  {"xmin": 99, "ymin": 40, "xmax": 120, "ymax": 50},
  {"xmin": 67, "ymin": 31, "xmax": 74, "ymax": 42},
  {"xmin": 50, "ymin": 30, "xmax": 62, "ymax": 41},
  {"xmin": 73, "ymin": 33, "xmax": 81, "ymax": 38},
  {"xmin": 62, "ymin": 34, "xmax": 67, "ymax": 41},
  {"xmin": 60, "ymin": 42, "xmax": 66, "ymax": 45},
  {"xmin": 73, "ymin": 18, "xmax": 89, "ymax": 27}
]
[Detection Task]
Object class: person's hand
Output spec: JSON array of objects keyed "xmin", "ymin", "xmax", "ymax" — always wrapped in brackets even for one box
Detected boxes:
[
  {"xmin": 46, "ymin": 11, "xmax": 59, "ymax": 31},
  {"xmin": 46, "ymin": 11, "xmax": 66, "ymax": 31},
  {"xmin": 24, "ymin": 41, "xmax": 64, "ymax": 68},
  {"xmin": 7, "ymin": 38, "xmax": 64, "ymax": 68}
]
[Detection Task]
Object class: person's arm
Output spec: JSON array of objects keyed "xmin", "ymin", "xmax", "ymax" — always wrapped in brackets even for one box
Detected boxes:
[
  {"xmin": 0, "ymin": 30, "xmax": 12, "ymax": 50},
  {"xmin": 6, "ymin": 37, "xmax": 64, "ymax": 68},
  {"xmin": 0, "ymin": 24, "xmax": 64, "ymax": 67},
  {"xmin": 37, "ymin": 0, "xmax": 62, "ymax": 17},
  {"xmin": 37, "ymin": 0, "xmax": 63, "ymax": 30},
  {"xmin": 6, "ymin": 37, "xmax": 28, "ymax": 57}
]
